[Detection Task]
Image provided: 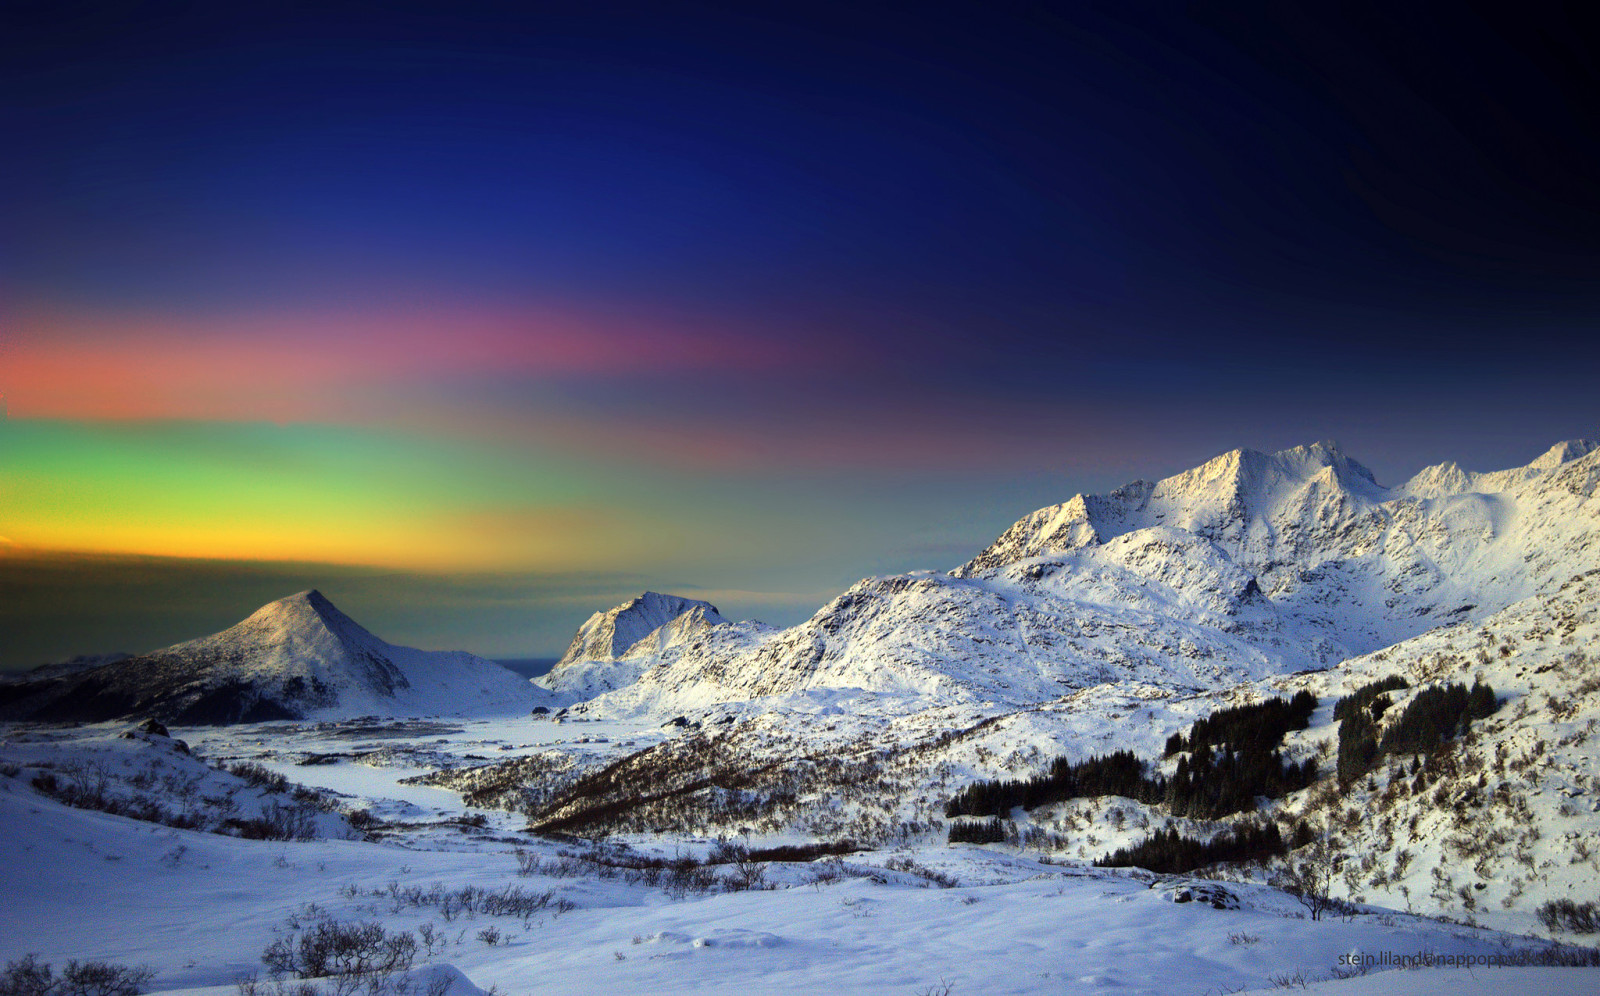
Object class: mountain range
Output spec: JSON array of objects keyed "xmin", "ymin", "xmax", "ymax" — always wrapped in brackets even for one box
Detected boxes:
[
  {"xmin": 7, "ymin": 438, "xmax": 1597, "ymax": 728},
  {"xmin": 541, "ymin": 439, "xmax": 1600, "ymax": 716}
]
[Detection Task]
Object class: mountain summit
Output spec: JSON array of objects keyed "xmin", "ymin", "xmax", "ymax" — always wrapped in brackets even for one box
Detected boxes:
[
  {"xmin": 0, "ymin": 590, "xmax": 545, "ymax": 724},
  {"xmin": 557, "ymin": 440, "xmax": 1600, "ymax": 717},
  {"xmin": 542, "ymin": 592, "xmax": 771, "ymax": 700}
]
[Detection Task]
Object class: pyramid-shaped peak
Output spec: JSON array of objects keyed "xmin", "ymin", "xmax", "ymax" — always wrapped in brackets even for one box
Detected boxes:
[{"xmin": 237, "ymin": 589, "xmax": 373, "ymax": 646}]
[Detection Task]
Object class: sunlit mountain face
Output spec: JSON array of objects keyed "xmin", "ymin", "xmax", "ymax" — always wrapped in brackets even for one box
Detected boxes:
[{"xmin": 4, "ymin": 2, "xmax": 1597, "ymax": 668}]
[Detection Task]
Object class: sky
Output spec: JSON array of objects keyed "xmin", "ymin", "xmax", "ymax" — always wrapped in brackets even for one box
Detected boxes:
[{"xmin": 3, "ymin": 1, "xmax": 1598, "ymax": 668}]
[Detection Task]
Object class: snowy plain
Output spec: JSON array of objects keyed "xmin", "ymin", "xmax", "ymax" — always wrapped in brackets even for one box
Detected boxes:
[{"xmin": 3, "ymin": 711, "xmax": 1597, "ymax": 996}]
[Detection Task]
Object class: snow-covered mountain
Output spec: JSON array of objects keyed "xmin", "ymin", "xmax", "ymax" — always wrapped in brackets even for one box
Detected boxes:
[
  {"xmin": 0, "ymin": 590, "xmax": 548, "ymax": 724},
  {"xmin": 561, "ymin": 440, "xmax": 1600, "ymax": 717},
  {"xmin": 540, "ymin": 592, "xmax": 773, "ymax": 700}
]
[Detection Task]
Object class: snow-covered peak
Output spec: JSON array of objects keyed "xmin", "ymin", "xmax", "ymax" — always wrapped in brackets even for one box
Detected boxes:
[
  {"xmin": 958, "ymin": 441, "xmax": 1385, "ymax": 576},
  {"xmin": 1529, "ymin": 438, "xmax": 1599, "ymax": 469},
  {"xmin": 1152, "ymin": 441, "xmax": 1383, "ymax": 519},
  {"xmin": 555, "ymin": 592, "xmax": 727, "ymax": 668},
  {"xmin": 219, "ymin": 589, "xmax": 378, "ymax": 655},
  {"xmin": 2, "ymin": 590, "xmax": 546, "ymax": 724},
  {"xmin": 1394, "ymin": 438, "xmax": 1600, "ymax": 499}
]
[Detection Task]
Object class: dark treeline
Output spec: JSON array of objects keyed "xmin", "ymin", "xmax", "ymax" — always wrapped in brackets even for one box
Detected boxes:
[
  {"xmin": 1095, "ymin": 819, "xmax": 1292, "ymax": 875},
  {"xmin": 944, "ymin": 750, "xmax": 1155, "ymax": 818},
  {"xmin": 1332, "ymin": 675, "xmax": 1408, "ymax": 723},
  {"xmin": 946, "ymin": 693, "xmax": 1321, "ymax": 823},
  {"xmin": 1337, "ymin": 678, "xmax": 1498, "ymax": 782},
  {"xmin": 1164, "ymin": 692, "xmax": 1318, "ymax": 756},
  {"xmin": 1167, "ymin": 745, "xmax": 1318, "ymax": 820},
  {"xmin": 947, "ymin": 817, "xmax": 1007, "ymax": 844},
  {"xmin": 1382, "ymin": 681, "xmax": 1498, "ymax": 753}
]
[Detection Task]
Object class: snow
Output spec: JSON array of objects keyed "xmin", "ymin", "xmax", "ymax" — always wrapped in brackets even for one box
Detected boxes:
[
  {"xmin": 561, "ymin": 440, "xmax": 1600, "ymax": 719},
  {"xmin": 3, "ymin": 732, "xmax": 1594, "ymax": 995},
  {"xmin": 5, "ymin": 437, "xmax": 1600, "ymax": 995},
  {"xmin": 0, "ymin": 590, "xmax": 556, "ymax": 724}
]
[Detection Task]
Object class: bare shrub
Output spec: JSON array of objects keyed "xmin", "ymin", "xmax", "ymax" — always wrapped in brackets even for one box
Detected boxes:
[
  {"xmin": 229, "ymin": 763, "xmax": 290, "ymax": 794},
  {"xmin": 228, "ymin": 802, "xmax": 320, "ymax": 842},
  {"xmin": 1537, "ymin": 899, "xmax": 1600, "ymax": 933},
  {"xmin": 885, "ymin": 856, "xmax": 958, "ymax": 888},
  {"xmin": 261, "ymin": 916, "xmax": 416, "ymax": 996},
  {"xmin": 1, "ymin": 954, "xmax": 155, "ymax": 996}
]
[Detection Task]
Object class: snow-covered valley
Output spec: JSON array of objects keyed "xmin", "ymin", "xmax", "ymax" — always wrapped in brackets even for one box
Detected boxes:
[{"xmin": 6, "ymin": 439, "xmax": 1600, "ymax": 994}]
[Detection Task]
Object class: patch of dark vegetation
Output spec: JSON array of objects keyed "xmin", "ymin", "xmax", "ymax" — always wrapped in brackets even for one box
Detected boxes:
[
  {"xmin": 1095, "ymin": 819, "xmax": 1289, "ymax": 875},
  {"xmin": 404, "ymin": 753, "xmax": 586, "ymax": 815},
  {"xmin": 225, "ymin": 801, "xmax": 321, "ymax": 841},
  {"xmin": 229, "ymin": 762, "xmax": 291, "ymax": 793},
  {"xmin": 520, "ymin": 730, "xmax": 935, "ymax": 844},
  {"xmin": 1164, "ymin": 692, "xmax": 1317, "ymax": 756},
  {"xmin": 945, "ymin": 751, "xmax": 1152, "ymax": 818},
  {"xmin": 1166, "ymin": 743, "xmax": 1318, "ymax": 820},
  {"xmin": 22, "ymin": 748, "xmax": 347, "ymax": 842},
  {"xmin": 1332, "ymin": 676, "xmax": 1408, "ymax": 724},
  {"xmin": 947, "ymin": 695, "xmax": 1318, "ymax": 824},
  {"xmin": 258, "ymin": 914, "xmax": 434, "ymax": 996},
  {"xmin": 884, "ymin": 855, "xmax": 958, "ymax": 888},
  {"xmin": 744, "ymin": 840, "xmax": 858, "ymax": 862},
  {"xmin": 1382, "ymin": 681, "xmax": 1499, "ymax": 754},
  {"xmin": 947, "ymin": 817, "xmax": 1007, "ymax": 845},
  {"xmin": 1337, "ymin": 678, "xmax": 1498, "ymax": 783},
  {"xmin": 363, "ymin": 881, "xmax": 570, "ymax": 922},
  {"xmin": 29, "ymin": 764, "xmax": 206, "ymax": 832}
]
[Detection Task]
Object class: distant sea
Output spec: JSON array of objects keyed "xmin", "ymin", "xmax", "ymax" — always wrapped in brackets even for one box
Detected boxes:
[{"xmin": 495, "ymin": 658, "xmax": 559, "ymax": 679}]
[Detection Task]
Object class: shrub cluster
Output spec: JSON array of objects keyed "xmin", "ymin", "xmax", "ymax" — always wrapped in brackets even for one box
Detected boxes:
[
  {"xmin": 228, "ymin": 762, "xmax": 290, "ymax": 794},
  {"xmin": 1095, "ymin": 819, "xmax": 1287, "ymax": 875},
  {"xmin": 1, "ymin": 955, "xmax": 153, "ymax": 996},
  {"xmin": 226, "ymin": 801, "xmax": 321, "ymax": 841},
  {"xmin": 369, "ymin": 880, "xmax": 567, "ymax": 922},
  {"xmin": 29, "ymin": 771, "xmax": 207, "ymax": 832},
  {"xmin": 1380, "ymin": 681, "xmax": 1498, "ymax": 755},
  {"xmin": 513, "ymin": 839, "xmax": 783, "ymax": 897},
  {"xmin": 1332, "ymin": 676, "xmax": 1408, "ymax": 723},
  {"xmin": 1537, "ymin": 899, "xmax": 1600, "ymax": 933}
]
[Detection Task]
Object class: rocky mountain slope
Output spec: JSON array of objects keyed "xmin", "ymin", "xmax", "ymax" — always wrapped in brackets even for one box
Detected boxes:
[
  {"xmin": 542, "ymin": 592, "xmax": 774, "ymax": 701},
  {"xmin": 0, "ymin": 590, "xmax": 546, "ymax": 724},
  {"xmin": 558, "ymin": 440, "xmax": 1600, "ymax": 717}
]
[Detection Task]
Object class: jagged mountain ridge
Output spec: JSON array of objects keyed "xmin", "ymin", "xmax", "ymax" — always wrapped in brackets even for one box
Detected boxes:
[
  {"xmin": 0, "ymin": 590, "xmax": 546, "ymax": 724},
  {"xmin": 544, "ymin": 592, "xmax": 774, "ymax": 700},
  {"xmin": 561, "ymin": 440, "xmax": 1600, "ymax": 716}
]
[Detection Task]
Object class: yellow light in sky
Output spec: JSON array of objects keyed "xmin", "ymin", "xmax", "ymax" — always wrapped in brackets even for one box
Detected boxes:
[{"xmin": 0, "ymin": 419, "xmax": 670, "ymax": 571}]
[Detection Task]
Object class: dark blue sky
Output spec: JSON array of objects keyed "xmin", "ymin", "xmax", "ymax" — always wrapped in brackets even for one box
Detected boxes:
[{"xmin": 4, "ymin": 1, "xmax": 1598, "ymax": 665}]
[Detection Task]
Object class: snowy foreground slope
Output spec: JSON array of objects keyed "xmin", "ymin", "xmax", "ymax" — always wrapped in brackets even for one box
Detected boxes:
[
  {"xmin": 0, "ymin": 590, "xmax": 549, "ymax": 723},
  {"xmin": 3, "ymin": 717, "xmax": 1598, "ymax": 996},
  {"xmin": 5, "ymin": 439, "xmax": 1600, "ymax": 994}
]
